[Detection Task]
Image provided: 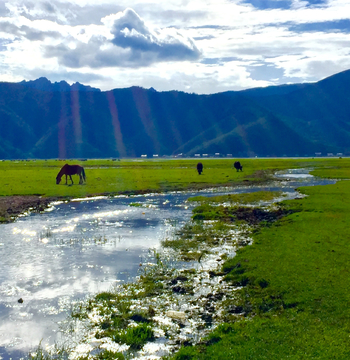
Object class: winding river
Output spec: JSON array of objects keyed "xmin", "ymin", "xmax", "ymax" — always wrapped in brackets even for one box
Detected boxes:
[{"xmin": 0, "ymin": 170, "xmax": 336, "ymax": 359}]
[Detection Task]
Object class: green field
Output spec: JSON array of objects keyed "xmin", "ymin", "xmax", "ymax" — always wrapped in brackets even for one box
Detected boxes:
[
  {"xmin": 0, "ymin": 157, "xmax": 346, "ymax": 198},
  {"xmin": 171, "ymin": 161, "xmax": 350, "ymax": 360}
]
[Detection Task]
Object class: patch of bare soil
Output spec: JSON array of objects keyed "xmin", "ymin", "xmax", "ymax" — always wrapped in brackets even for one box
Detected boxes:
[
  {"xmin": 0, "ymin": 196, "xmax": 59, "ymax": 223},
  {"xmin": 233, "ymin": 207, "xmax": 295, "ymax": 225}
]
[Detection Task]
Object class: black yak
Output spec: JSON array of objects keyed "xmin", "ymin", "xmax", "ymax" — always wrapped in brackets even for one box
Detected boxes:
[
  {"xmin": 197, "ymin": 162, "xmax": 203, "ymax": 175},
  {"xmin": 234, "ymin": 161, "xmax": 243, "ymax": 172}
]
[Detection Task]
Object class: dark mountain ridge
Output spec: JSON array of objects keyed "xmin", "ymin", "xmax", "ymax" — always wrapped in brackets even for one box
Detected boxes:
[
  {"xmin": 18, "ymin": 77, "xmax": 101, "ymax": 92},
  {"xmin": 0, "ymin": 70, "xmax": 349, "ymax": 159}
]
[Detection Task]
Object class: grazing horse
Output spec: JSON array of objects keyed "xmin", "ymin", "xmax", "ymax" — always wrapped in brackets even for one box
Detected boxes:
[
  {"xmin": 197, "ymin": 162, "xmax": 203, "ymax": 175},
  {"xmin": 56, "ymin": 164, "xmax": 86, "ymax": 185},
  {"xmin": 234, "ymin": 161, "xmax": 243, "ymax": 172}
]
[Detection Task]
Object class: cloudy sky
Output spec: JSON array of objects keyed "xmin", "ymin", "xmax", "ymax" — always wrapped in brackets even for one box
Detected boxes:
[{"xmin": 0, "ymin": 0, "xmax": 349, "ymax": 94}]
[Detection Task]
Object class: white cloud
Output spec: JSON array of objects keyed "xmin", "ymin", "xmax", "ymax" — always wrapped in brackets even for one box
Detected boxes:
[
  {"xmin": 37, "ymin": 8, "xmax": 201, "ymax": 69},
  {"xmin": 0, "ymin": 0, "xmax": 349, "ymax": 93},
  {"xmin": 104, "ymin": 8, "xmax": 200, "ymax": 61}
]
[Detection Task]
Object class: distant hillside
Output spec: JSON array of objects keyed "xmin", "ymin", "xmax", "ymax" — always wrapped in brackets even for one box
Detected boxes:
[{"xmin": 0, "ymin": 70, "xmax": 349, "ymax": 159}]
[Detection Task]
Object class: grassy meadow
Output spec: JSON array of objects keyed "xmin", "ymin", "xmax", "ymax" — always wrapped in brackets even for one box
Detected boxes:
[
  {"xmin": 3, "ymin": 157, "xmax": 350, "ymax": 359},
  {"xmin": 170, "ymin": 162, "xmax": 350, "ymax": 360},
  {"xmin": 0, "ymin": 157, "xmax": 346, "ymax": 198}
]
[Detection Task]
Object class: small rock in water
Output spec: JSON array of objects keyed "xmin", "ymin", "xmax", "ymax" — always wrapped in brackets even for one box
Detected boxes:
[
  {"xmin": 170, "ymin": 275, "xmax": 188, "ymax": 284},
  {"xmin": 166, "ymin": 310, "xmax": 186, "ymax": 321},
  {"xmin": 18, "ymin": 298, "xmax": 23, "ymax": 303},
  {"xmin": 201, "ymin": 313, "xmax": 213, "ymax": 326},
  {"xmin": 172, "ymin": 286, "xmax": 187, "ymax": 294}
]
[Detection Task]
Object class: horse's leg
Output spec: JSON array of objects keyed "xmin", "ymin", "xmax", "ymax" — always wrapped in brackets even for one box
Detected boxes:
[
  {"xmin": 65, "ymin": 174, "xmax": 68, "ymax": 184},
  {"xmin": 69, "ymin": 175, "xmax": 73, "ymax": 184},
  {"xmin": 79, "ymin": 173, "xmax": 83, "ymax": 184}
]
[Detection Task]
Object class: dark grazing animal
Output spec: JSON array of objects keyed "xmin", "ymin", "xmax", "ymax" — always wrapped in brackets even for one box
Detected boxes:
[
  {"xmin": 56, "ymin": 164, "xmax": 86, "ymax": 185},
  {"xmin": 197, "ymin": 162, "xmax": 203, "ymax": 175},
  {"xmin": 234, "ymin": 161, "xmax": 243, "ymax": 172}
]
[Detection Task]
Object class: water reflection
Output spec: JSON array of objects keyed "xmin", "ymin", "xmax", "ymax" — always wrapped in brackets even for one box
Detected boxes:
[{"xmin": 0, "ymin": 170, "xmax": 336, "ymax": 359}]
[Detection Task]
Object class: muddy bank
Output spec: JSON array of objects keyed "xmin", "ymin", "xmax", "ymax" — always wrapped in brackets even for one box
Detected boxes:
[
  {"xmin": 226, "ymin": 206, "xmax": 296, "ymax": 225},
  {"xmin": 0, "ymin": 196, "xmax": 59, "ymax": 223}
]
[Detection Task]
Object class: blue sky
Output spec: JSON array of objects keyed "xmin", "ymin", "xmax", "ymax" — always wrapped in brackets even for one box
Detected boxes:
[{"xmin": 0, "ymin": 0, "xmax": 349, "ymax": 93}]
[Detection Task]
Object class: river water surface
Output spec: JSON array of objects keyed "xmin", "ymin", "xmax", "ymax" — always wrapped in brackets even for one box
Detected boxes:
[{"xmin": 0, "ymin": 169, "xmax": 336, "ymax": 359}]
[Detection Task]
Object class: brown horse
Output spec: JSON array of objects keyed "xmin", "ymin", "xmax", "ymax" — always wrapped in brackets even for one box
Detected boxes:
[{"xmin": 56, "ymin": 164, "xmax": 86, "ymax": 185}]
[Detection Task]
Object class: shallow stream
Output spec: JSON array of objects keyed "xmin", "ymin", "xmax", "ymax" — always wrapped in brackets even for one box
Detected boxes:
[{"xmin": 0, "ymin": 169, "xmax": 336, "ymax": 359}]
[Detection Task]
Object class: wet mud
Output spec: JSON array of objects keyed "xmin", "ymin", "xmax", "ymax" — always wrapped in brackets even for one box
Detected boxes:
[
  {"xmin": 0, "ymin": 196, "xmax": 59, "ymax": 223},
  {"xmin": 231, "ymin": 207, "xmax": 296, "ymax": 225}
]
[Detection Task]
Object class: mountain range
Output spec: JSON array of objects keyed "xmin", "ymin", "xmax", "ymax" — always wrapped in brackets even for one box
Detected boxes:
[{"xmin": 0, "ymin": 70, "xmax": 350, "ymax": 159}]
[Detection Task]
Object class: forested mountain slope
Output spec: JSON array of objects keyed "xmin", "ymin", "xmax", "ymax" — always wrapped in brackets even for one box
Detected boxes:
[{"xmin": 0, "ymin": 70, "xmax": 349, "ymax": 159}]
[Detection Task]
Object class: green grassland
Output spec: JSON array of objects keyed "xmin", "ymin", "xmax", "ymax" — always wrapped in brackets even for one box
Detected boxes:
[
  {"xmin": 171, "ymin": 167, "xmax": 350, "ymax": 359},
  {"xmin": 0, "ymin": 157, "xmax": 347, "ymax": 198}
]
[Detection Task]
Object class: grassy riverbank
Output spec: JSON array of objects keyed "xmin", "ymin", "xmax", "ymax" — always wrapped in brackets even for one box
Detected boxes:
[{"xmin": 171, "ymin": 169, "xmax": 350, "ymax": 359}]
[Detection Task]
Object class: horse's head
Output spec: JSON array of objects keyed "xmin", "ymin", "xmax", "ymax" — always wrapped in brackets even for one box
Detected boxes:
[{"xmin": 56, "ymin": 176, "xmax": 61, "ymax": 184}]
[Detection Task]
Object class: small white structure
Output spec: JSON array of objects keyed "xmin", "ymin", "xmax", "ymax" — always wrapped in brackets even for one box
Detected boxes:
[
  {"xmin": 141, "ymin": 154, "xmax": 147, "ymax": 158},
  {"xmin": 195, "ymin": 154, "xmax": 200, "ymax": 157}
]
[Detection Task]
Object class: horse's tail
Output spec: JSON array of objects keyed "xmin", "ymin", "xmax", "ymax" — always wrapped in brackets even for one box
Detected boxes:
[{"xmin": 82, "ymin": 167, "xmax": 86, "ymax": 182}]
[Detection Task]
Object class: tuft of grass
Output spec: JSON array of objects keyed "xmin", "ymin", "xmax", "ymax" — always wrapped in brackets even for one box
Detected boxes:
[
  {"xmin": 29, "ymin": 342, "xmax": 69, "ymax": 360},
  {"xmin": 113, "ymin": 323, "xmax": 155, "ymax": 350},
  {"xmin": 95, "ymin": 350, "xmax": 125, "ymax": 359},
  {"xmin": 29, "ymin": 345, "xmax": 51, "ymax": 360},
  {"xmin": 129, "ymin": 202, "xmax": 143, "ymax": 207}
]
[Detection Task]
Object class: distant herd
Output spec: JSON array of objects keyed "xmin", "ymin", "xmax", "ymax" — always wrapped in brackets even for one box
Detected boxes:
[{"xmin": 196, "ymin": 161, "xmax": 243, "ymax": 174}]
